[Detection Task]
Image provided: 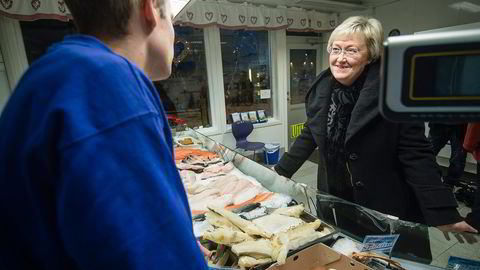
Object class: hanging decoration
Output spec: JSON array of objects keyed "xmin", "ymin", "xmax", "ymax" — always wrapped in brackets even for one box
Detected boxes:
[
  {"xmin": 0, "ymin": 0, "xmax": 337, "ymax": 32},
  {"xmin": 175, "ymin": 0, "xmax": 338, "ymax": 32},
  {"xmin": 0, "ymin": 0, "xmax": 71, "ymax": 21}
]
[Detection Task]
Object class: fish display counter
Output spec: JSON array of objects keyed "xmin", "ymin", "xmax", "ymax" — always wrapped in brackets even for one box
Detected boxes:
[{"xmin": 173, "ymin": 129, "xmax": 479, "ymax": 270}]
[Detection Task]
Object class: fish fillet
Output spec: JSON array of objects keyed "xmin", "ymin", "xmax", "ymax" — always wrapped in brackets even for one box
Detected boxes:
[
  {"xmin": 282, "ymin": 219, "xmax": 321, "ymax": 240},
  {"xmin": 203, "ymin": 227, "xmax": 253, "ymax": 245},
  {"xmin": 203, "ymin": 163, "xmax": 223, "ymax": 173},
  {"xmin": 272, "ymin": 234, "xmax": 289, "ymax": 265},
  {"xmin": 272, "ymin": 219, "xmax": 324, "ymax": 265},
  {"xmin": 238, "ymin": 256, "xmax": 273, "ymax": 268},
  {"xmin": 176, "ymin": 163, "xmax": 204, "ymax": 171},
  {"xmin": 288, "ymin": 231, "xmax": 326, "ymax": 250},
  {"xmin": 189, "ymin": 189, "xmax": 220, "ymax": 203},
  {"xmin": 207, "ymin": 206, "xmax": 272, "ymax": 238},
  {"xmin": 252, "ymin": 214, "xmax": 304, "ymax": 235},
  {"xmin": 231, "ymin": 239, "xmax": 274, "ymax": 257},
  {"xmin": 272, "ymin": 204, "xmax": 305, "ymax": 218},
  {"xmin": 190, "ymin": 194, "xmax": 233, "ymax": 211},
  {"xmin": 219, "ymin": 178, "xmax": 239, "ymax": 195},
  {"xmin": 233, "ymin": 186, "xmax": 262, "ymax": 205},
  {"xmin": 230, "ymin": 178, "xmax": 254, "ymax": 195},
  {"xmin": 203, "ymin": 162, "xmax": 234, "ymax": 174},
  {"xmin": 205, "ymin": 211, "xmax": 241, "ymax": 231}
]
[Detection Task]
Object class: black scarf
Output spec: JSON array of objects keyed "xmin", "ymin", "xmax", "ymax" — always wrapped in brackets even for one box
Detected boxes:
[{"xmin": 325, "ymin": 72, "xmax": 366, "ymax": 200}]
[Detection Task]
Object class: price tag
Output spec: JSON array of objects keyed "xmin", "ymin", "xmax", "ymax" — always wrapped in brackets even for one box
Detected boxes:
[
  {"xmin": 447, "ymin": 256, "xmax": 480, "ymax": 270},
  {"xmin": 361, "ymin": 234, "xmax": 400, "ymax": 253}
]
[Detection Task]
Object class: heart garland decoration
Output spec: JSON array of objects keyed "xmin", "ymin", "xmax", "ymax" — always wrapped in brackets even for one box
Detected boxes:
[
  {"xmin": 31, "ymin": 0, "xmax": 41, "ymax": 10},
  {"xmin": 0, "ymin": 0, "xmax": 13, "ymax": 9},
  {"xmin": 58, "ymin": 1, "xmax": 66, "ymax": 13}
]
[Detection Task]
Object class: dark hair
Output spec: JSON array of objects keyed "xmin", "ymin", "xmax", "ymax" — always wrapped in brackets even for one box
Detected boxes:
[{"xmin": 65, "ymin": 0, "xmax": 165, "ymax": 39}]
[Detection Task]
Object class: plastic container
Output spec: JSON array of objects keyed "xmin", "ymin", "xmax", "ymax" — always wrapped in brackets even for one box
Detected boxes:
[{"xmin": 264, "ymin": 143, "xmax": 280, "ymax": 165}]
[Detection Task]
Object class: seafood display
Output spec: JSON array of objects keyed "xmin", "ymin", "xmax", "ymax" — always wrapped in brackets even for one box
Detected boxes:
[
  {"xmin": 271, "ymin": 204, "xmax": 304, "ymax": 218},
  {"xmin": 173, "ymin": 131, "xmax": 415, "ymax": 270},
  {"xmin": 251, "ymin": 214, "xmax": 304, "ymax": 235},
  {"xmin": 200, "ymin": 205, "xmax": 334, "ymax": 269},
  {"xmin": 173, "ymin": 133, "xmax": 333, "ymax": 268},
  {"xmin": 175, "ymin": 148, "xmax": 274, "ymax": 213},
  {"xmin": 174, "ymin": 147, "xmax": 218, "ymax": 160},
  {"xmin": 174, "ymin": 134, "xmax": 334, "ymax": 268}
]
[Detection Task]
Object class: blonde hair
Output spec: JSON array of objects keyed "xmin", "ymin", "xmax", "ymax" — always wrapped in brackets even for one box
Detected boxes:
[{"xmin": 327, "ymin": 16, "xmax": 384, "ymax": 61}]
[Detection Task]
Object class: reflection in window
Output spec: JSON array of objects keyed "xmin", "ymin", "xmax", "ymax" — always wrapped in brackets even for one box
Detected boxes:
[
  {"xmin": 290, "ymin": 49, "xmax": 317, "ymax": 105},
  {"xmin": 20, "ymin": 20, "xmax": 77, "ymax": 65},
  {"xmin": 154, "ymin": 26, "xmax": 211, "ymax": 128},
  {"xmin": 220, "ymin": 29, "xmax": 272, "ymax": 123}
]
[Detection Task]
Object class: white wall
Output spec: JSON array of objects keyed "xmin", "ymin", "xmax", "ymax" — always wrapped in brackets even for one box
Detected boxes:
[
  {"xmin": 340, "ymin": 0, "xmax": 480, "ymax": 37},
  {"xmin": 0, "ymin": 50, "xmax": 11, "ymax": 112}
]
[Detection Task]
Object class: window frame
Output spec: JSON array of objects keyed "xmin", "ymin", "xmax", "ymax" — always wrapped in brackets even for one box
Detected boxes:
[
  {"xmin": 0, "ymin": 16, "xmax": 28, "ymax": 91},
  {"xmin": 200, "ymin": 27, "xmax": 284, "ymax": 135}
]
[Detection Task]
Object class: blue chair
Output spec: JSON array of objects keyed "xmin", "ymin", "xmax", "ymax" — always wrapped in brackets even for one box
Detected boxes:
[{"xmin": 231, "ymin": 120, "xmax": 265, "ymax": 160}]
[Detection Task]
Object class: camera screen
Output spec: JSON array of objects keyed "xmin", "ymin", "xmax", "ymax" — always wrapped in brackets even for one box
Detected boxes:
[{"xmin": 411, "ymin": 52, "xmax": 480, "ymax": 99}]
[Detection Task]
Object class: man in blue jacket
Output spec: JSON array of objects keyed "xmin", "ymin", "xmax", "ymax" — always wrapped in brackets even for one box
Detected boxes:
[{"xmin": 0, "ymin": 0, "xmax": 208, "ymax": 269}]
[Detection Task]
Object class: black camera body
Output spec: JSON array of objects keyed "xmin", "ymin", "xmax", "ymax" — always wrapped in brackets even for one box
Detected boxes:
[{"xmin": 380, "ymin": 29, "xmax": 480, "ymax": 122}]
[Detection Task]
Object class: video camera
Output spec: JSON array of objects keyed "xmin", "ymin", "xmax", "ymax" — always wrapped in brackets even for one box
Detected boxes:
[{"xmin": 380, "ymin": 29, "xmax": 480, "ymax": 122}]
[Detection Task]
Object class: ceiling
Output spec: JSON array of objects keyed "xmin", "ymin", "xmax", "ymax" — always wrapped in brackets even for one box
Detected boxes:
[{"xmin": 226, "ymin": 0, "xmax": 400, "ymax": 13}]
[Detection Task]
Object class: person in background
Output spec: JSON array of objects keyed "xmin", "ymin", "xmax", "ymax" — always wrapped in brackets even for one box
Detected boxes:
[
  {"xmin": 463, "ymin": 123, "xmax": 480, "ymax": 231},
  {"xmin": 428, "ymin": 123, "xmax": 468, "ymax": 187},
  {"xmin": 0, "ymin": 0, "xmax": 208, "ymax": 269},
  {"xmin": 274, "ymin": 16, "xmax": 476, "ymax": 233}
]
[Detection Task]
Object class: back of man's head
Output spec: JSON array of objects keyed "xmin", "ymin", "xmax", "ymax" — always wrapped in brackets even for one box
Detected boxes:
[{"xmin": 65, "ymin": 0, "xmax": 165, "ymax": 39}]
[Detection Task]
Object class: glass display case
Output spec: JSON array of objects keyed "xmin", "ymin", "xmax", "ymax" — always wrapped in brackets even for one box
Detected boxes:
[{"xmin": 175, "ymin": 129, "xmax": 480, "ymax": 270}]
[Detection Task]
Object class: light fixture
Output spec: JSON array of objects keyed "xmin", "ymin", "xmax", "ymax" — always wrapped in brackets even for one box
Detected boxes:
[{"xmin": 449, "ymin": 1, "xmax": 480, "ymax": 13}]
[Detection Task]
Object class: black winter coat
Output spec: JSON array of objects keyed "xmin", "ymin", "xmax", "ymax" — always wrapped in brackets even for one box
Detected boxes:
[{"xmin": 275, "ymin": 61, "xmax": 461, "ymax": 226}]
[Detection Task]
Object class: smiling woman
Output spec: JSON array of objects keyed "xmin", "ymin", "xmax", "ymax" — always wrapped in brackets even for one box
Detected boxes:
[
  {"xmin": 326, "ymin": 16, "xmax": 382, "ymax": 87},
  {"xmin": 275, "ymin": 16, "xmax": 476, "ymax": 238},
  {"xmin": 328, "ymin": 33, "xmax": 369, "ymax": 86}
]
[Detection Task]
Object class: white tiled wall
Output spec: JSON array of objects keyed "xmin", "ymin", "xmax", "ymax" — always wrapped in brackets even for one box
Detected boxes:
[{"xmin": 0, "ymin": 50, "xmax": 11, "ymax": 113}]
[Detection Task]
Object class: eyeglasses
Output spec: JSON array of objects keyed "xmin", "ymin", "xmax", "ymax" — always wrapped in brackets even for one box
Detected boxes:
[{"xmin": 328, "ymin": 46, "xmax": 360, "ymax": 58}]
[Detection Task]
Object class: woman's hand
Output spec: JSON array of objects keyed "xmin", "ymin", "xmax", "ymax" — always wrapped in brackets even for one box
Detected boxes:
[
  {"xmin": 437, "ymin": 221, "xmax": 479, "ymax": 244},
  {"xmin": 437, "ymin": 221, "xmax": 478, "ymax": 233}
]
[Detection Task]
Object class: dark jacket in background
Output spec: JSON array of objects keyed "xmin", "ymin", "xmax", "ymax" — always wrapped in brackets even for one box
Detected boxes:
[{"xmin": 275, "ymin": 61, "xmax": 461, "ymax": 226}]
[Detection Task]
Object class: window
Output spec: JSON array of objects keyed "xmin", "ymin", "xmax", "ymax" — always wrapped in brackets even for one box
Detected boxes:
[
  {"xmin": 220, "ymin": 29, "xmax": 272, "ymax": 123},
  {"xmin": 0, "ymin": 52, "xmax": 10, "ymax": 112},
  {"xmin": 289, "ymin": 49, "xmax": 317, "ymax": 105},
  {"xmin": 154, "ymin": 26, "xmax": 211, "ymax": 128},
  {"xmin": 20, "ymin": 20, "xmax": 76, "ymax": 64}
]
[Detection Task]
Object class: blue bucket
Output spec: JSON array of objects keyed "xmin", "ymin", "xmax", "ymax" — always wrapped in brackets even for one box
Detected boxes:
[{"xmin": 264, "ymin": 143, "xmax": 280, "ymax": 165}]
